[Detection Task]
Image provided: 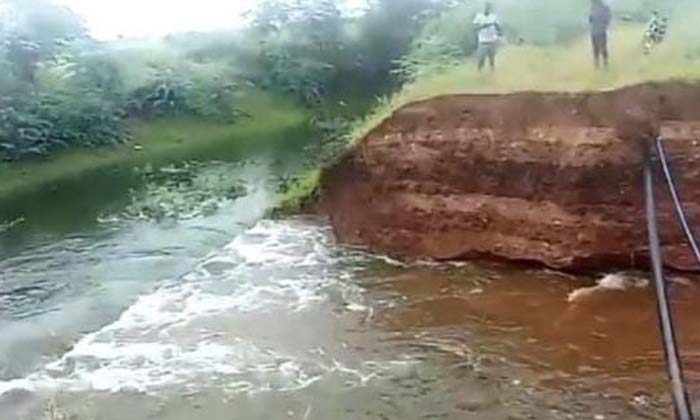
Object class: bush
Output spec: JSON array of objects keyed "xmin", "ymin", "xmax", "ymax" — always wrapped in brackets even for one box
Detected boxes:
[
  {"xmin": 126, "ymin": 71, "xmax": 243, "ymax": 122},
  {"xmin": 395, "ymin": 4, "xmax": 478, "ymax": 83},
  {"xmin": 0, "ymin": 89, "xmax": 128, "ymax": 160}
]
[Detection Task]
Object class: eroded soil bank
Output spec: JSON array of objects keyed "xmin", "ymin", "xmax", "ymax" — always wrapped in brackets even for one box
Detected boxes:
[{"xmin": 323, "ymin": 82, "xmax": 700, "ymax": 271}]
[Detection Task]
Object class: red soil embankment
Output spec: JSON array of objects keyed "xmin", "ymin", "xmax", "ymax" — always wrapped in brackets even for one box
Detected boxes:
[{"xmin": 322, "ymin": 82, "xmax": 700, "ymax": 271}]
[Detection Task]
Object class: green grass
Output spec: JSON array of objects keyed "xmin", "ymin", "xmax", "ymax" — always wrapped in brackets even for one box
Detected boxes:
[
  {"xmin": 271, "ymin": 169, "xmax": 321, "ymax": 216},
  {"xmin": 351, "ymin": 24, "xmax": 700, "ymax": 144},
  {"xmin": 0, "ymin": 89, "xmax": 309, "ymax": 202}
]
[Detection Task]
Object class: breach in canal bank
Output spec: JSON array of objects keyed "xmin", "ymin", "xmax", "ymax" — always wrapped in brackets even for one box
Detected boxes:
[{"xmin": 322, "ymin": 82, "xmax": 700, "ymax": 272}]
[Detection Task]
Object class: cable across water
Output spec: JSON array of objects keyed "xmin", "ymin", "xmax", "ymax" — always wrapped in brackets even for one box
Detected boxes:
[
  {"xmin": 656, "ymin": 137, "xmax": 700, "ymax": 269},
  {"xmin": 644, "ymin": 143, "xmax": 695, "ymax": 420}
]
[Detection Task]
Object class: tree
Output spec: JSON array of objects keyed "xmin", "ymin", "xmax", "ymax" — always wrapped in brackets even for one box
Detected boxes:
[
  {"xmin": 354, "ymin": 0, "xmax": 453, "ymax": 88},
  {"xmin": 249, "ymin": 0, "xmax": 347, "ymax": 104},
  {"xmin": 0, "ymin": 0, "xmax": 87, "ymax": 83}
]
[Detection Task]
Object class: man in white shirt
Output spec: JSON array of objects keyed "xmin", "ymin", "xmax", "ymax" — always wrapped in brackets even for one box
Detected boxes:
[{"xmin": 473, "ymin": 2, "xmax": 502, "ymax": 71}]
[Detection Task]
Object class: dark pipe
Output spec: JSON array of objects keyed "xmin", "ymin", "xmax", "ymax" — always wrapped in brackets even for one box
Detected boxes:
[{"xmin": 644, "ymin": 150, "xmax": 695, "ymax": 420}]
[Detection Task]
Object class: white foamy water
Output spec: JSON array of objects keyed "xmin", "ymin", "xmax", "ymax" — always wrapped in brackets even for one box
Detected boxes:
[
  {"xmin": 0, "ymin": 219, "xmax": 399, "ymax": 399},
  {"xmin": 567, "ymin": 273, "xmax": 650, "ymax": 303}
]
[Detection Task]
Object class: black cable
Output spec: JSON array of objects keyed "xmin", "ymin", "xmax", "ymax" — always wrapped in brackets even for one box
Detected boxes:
[
  {"xmin": 644, "ymin": 151, "xmax": 695, "ymax": 420},
  {"xmin": 656, "ymin": 137, "xmax": 700, "ymax": 268}
]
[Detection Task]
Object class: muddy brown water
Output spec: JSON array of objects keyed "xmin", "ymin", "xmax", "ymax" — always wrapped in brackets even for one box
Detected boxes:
[
  {"xmin": 2, "ymin": 214, "xmax": 700, "ymax": 419},
  {"xmin": 2, "ymin": 159, "xmax": 700, "ymax": 419}
]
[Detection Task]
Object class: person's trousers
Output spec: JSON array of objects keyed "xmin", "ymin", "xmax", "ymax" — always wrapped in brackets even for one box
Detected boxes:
[
  {"xmin": 477, "ymin": 42, "xmax": 497, "ymax": 70},
  {"xmin": 591, "ymin": 32, "xmax": 608, "ymax": 67}
]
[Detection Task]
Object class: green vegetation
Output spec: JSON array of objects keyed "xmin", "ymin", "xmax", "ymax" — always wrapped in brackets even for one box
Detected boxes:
[
  {"xmin": 0, "ymin": 90, "xmax": 307, "ymax": 201},
  {"xmin": 114, "ymin": 161, "xmax": 248, "ymax": 222},
  {"xmin": 272, "ymin": 169, "xmax": 322, "ymax": 216},
  {"xmin": 354, "ymin": 1, "xmax": 700, "ymax": 143},
  {"xmin": 2, "ymin": 0, "xmax": 698, "ymax": 217},
  {"xmin": 0, "ymin": 0, "xmax": 457, "ymax": 158},
  {"xmin": 0, "ymin": 0, "xmax": 456, "ymax": 206},
  {"xmin": 353, "ymin": 22, "xmax": 700, "ymax": 144}
]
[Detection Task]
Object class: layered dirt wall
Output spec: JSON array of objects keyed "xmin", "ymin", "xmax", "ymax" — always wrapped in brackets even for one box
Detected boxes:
[{"xmin": 322, "ymin": 82, "xmax": 700, "ymax": 271}]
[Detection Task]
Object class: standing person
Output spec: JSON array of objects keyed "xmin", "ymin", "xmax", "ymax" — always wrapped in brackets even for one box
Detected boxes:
[
  {"xmin": 473, "ymin": 2, "xmax": 502, "ymax": 72},
  {"xmin": 589, "ymin": 0, "xmax": 612, "ymax": 69}
]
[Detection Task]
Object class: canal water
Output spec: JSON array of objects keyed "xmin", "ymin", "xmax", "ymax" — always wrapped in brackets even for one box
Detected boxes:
[{"xmin": 1, "ymin": 161, "xmax": 699, "ymax": 420}]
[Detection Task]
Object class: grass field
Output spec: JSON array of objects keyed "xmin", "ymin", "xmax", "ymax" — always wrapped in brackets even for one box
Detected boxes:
[{"xmin": 351, "ymin": 23, "xmax": 700, "ymax": 144}]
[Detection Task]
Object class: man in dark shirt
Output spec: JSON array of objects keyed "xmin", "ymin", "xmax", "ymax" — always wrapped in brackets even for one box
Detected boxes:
[{"xmin": 589, "ymin": 0, "xmax": 612, "ymax": 69}]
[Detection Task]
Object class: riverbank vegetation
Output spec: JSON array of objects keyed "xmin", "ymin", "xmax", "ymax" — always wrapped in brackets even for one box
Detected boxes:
[
  {"xmin": 0, "ymin": 90, "xmax": 307, "ymax": 201},
  {"xmin": 2, "ymin": 0, "xmax": 698, "ymax": 215},
  {"xmin": 0, "ymin": 0, "xmax": 465, "ymax": 208},
  {"xmin": 0, "ymin": 0, "xmax": 458, "ymax": 160}
]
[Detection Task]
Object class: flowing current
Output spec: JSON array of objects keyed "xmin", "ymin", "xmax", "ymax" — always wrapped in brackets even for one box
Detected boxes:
[{"xmin": 2, "ymin": 182, "xmax": 700, "ymax": 419}]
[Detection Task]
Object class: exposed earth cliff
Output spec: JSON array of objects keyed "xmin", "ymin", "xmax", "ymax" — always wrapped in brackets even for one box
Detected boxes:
[{"xmin": 322, "ymin": 82, "xmax": 700, "ymax": 271}]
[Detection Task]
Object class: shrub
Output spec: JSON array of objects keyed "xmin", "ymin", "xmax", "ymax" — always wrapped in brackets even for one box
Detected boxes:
[{"xmin": 0, "ymin": 89, "xmax": 128, "ymax": 160}]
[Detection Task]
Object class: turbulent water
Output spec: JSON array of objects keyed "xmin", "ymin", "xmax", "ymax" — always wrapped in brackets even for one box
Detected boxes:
[{"xmin": 2, "ymin": 175, "xmax": 700, "ymax": 419}]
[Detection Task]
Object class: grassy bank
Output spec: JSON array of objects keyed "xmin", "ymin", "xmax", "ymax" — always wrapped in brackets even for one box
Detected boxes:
[
  {"xmin": 0, "ymin": 89, "xmax": 310, "ymax": 203},
  {"xmin": 272, "ymin": 169, "xmax": 321, "ymax": 216},
  {"xmin": 352, "ymin": 24, "xmax": 700, "ymax": 143}
]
